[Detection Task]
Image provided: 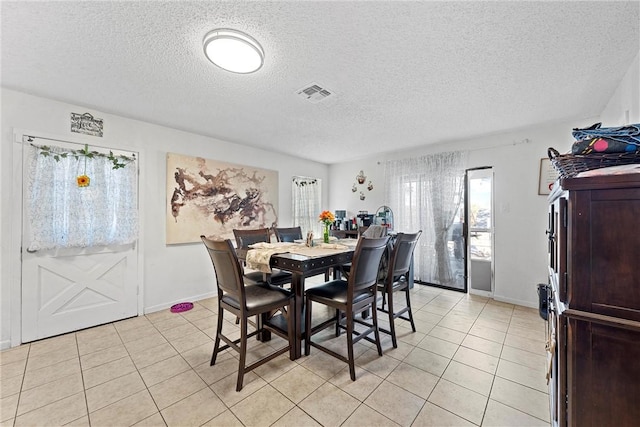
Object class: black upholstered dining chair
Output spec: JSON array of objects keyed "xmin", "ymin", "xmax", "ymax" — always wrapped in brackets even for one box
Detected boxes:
[
  {"xmin": 361, "ymin": 225, "xmax": 388, "ymax": 239},
  {"xmin": 273, "ymin": 226, "xmax": 303, "ymax": 243},
  {"xmin": 338, "ymin": 225, "xmax": 389, "ymax": 280},
  {"xmin": 274, "ymin": 225, "xmax": 333, "ymax": 281},
  {"xmin": 232, "ymin": 228, "xmax": 292, "ymax": 287},
  {"xmin": 304, "ymin": 236, "xmax": 390, "ymax": 381},
  {"xmin": 200, "ymin": 236, "xmax": 295, "ymax": 391},
  {"xmin": 377, "ymin": 231, "xmax": 422, "ymax": 348},
  {"xmin": 233, "ymin": 227, "xmax": 272, "ymax": 249}
]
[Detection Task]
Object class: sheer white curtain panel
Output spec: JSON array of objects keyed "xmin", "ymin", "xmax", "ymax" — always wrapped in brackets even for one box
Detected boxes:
[
  {"xmin": 384, "ymin": 151, "xmax": 467, "ymax": 287},
  {"xmin": 26, "ymin": 143, "xmax": 138, "ymax": 251}
]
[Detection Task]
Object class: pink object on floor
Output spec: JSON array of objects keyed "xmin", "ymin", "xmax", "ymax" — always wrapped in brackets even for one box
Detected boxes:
[{"xmin": 170, "ymin": 302, "xmax": 194, "ymax": 313}]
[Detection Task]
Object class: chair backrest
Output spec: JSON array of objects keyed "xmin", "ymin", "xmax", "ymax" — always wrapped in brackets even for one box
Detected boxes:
[
  {"xmin": 274, "ymin": 226, "xmax": 303, "ymax": 243},
  {"xmin": 348, "ymin": 236, "xmax": 391, "ymax": 297},
  {"xmin": 233, "ymin": 228, "xmax": 271, "ymax": 249},
  {"xmin": 201, "ymin": 236, "xmax": 245, "ymax": 305},
  {"xmin": 361, "ymin": 225, "xmax": 388, "ymax": 238},
  {"xmin": 387, "ymin": 231, "xmax": 422, "ymax": 283}
]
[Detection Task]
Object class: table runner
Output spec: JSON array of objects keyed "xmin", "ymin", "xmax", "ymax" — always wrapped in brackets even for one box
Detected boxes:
[{"xmin": 246, "ymin": 241, "xmax": 353, "ymax": 273}]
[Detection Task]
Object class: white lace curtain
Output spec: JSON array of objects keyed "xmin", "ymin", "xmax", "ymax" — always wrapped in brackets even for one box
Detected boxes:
[
  {"xmin": 384, "ymin": 150, "xmax": 467, "ymax": 287},
  {"xmin": 292, "ymin": 176, "xmax": 322, "ymax": 236},
  {"xmin": 26, "ymin": 142, "xmax": 138, "ymax": 251}
]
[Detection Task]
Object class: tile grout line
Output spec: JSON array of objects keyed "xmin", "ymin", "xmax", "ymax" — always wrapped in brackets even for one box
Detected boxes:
[
  {"xmin": 116, "ymin": 318, "xmax": 169, "ymax": 427},
  {"xmin": 74, "ymin": 332, "xmax": 91, "ymax": 426},
  {"xmin": 10, "ymin": 342, "xmax": 31, "ymax": 425},
  {"xmin": 414, "ymin": 295, "xmax": 488, "ymax": 426}
]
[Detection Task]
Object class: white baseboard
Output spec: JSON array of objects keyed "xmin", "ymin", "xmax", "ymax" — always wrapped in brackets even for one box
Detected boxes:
[
  {"xmin": 470, "ymin": 289, "xmax": 493, "ymax": 298},
  {"xmin": 144, "ymin": 291, "xmax": 217, "ymax": 315},
  {"xmin": 492, "ymin": 294, "xmax": 537, "ymax": 309},
  {"xmin": 0, "ymin": 339, "xmax": 12, "ymax": 351}
]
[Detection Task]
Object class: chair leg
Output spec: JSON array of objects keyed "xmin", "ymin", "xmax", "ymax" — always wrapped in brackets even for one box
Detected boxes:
[
  {"xmin": 387, "ymin": 289, "xmax": 398, "ymax": 348},
  {"xmin": 236, "ymin": 315, "xmax": 248, "ymax": 392},
  {"xmin": 287, "ymin": 299, "xmax": 296, "ymax": 360},
  {"xmin": 335, "ymin": 309, "xmax": 341, "ymax": 337},
  {"xmin": 371, "ymin": 301, "xmax": 383, "ymax": 356},
  {"xmin": 304, "ymin": 296, "xmax": 312, "ymax": 356},
  {"xmin": 405, "ymin": 287, "xmax": 416, "ymax": 332},
  {"xmin": 346, "ymin": 310, "xmax": 356, "ymax": 381},
  {"xmin": 211, "ymin": 306, "xmax": 225, "ymax": 365}
]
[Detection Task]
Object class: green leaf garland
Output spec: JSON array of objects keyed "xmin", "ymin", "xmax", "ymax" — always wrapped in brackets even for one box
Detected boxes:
[{"xmin": 34, "ymin": 144, "xmax": 135, "ymax": 170}]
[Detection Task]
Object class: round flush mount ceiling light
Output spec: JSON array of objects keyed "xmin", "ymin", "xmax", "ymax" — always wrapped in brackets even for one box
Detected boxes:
[{"xmin": 203, "ymin": 29, "xmax": 264, "ymax": 74}]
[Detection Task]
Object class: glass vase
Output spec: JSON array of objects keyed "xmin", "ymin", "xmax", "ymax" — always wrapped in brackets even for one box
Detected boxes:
[{"xmin": 323, "ymin": 224, "xmax": 330, "ymax": 243}]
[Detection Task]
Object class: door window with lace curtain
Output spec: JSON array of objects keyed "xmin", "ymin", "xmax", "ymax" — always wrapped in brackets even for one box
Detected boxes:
[{"xmin": 25, "ymin": 140, "xmax": 138, "ymax": 251}]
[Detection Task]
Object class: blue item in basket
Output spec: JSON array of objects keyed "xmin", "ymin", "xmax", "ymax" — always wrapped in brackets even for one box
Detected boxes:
[
  {"xmin": 572, "ymin": 122, "xmax": 640, "ymax": 146},
  {"xmin": 571, "ymin": 137, "xmax": 640, "ymax": 155}
]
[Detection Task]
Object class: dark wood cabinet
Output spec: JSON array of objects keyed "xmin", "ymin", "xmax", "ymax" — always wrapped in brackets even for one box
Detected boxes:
[{"xmin": 547, "ymin": 171, "xmax": 640, "ymax": 427}]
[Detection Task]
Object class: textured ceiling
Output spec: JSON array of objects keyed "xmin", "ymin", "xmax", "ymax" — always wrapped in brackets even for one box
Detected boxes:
[{"xmin": 2, "ymin": 1, "xmax": 638, "ymax": 164}]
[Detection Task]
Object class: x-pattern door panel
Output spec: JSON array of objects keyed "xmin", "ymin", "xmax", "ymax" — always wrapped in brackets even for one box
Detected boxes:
[{"xmin": 22, "ymin": 247, "xmax": 137, "ymax": 342}]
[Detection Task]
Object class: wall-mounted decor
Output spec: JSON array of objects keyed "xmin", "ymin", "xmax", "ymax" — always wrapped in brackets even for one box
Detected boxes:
[
  {"xmin": 352, "ymin": 169, "xmax": 373, "ymax": 200},
  {"xmin": 166, "ymin": 153, "xmax": 279, "ymax": 244},
  {"xmin": 70, "ymin": 112, "xmax": 103, "ymax": 137}
]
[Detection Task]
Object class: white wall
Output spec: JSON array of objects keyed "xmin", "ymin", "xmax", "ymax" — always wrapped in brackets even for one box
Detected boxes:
[
  {"xmin": 0, "ymin": 88, "xmax": 329, "ymax": 348},
  {"xmin": 601, "ymin": 52, "xmax": 639, "ymax": 126},
  {"xmin": 327, "ymin": 51, "xmax": 639, "ymax": 308},
  {"xmin": 329, "ymin": 162, "xmax": 388, "ymax": 220},
  {"xmin": 328, "ymin": 121, "xmax": 586, "ymax": 308}
]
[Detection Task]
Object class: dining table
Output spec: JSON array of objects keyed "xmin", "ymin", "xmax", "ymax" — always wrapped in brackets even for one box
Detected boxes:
[{"xmin": 238, "ymin": 239, "xmax": 357, "ymax": 359}]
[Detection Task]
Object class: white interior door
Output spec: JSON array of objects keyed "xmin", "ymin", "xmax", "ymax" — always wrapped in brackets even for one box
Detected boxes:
[{"xmin": 20, "ymin": 137, "xmax": 139, "ymax": 342}]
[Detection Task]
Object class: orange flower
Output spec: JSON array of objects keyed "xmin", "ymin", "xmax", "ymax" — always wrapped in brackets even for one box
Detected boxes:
[
  {"xmin": 318, "ymin": 210, "xmax": 335, "ymax": 225},
  {"xmin": 77, "ymin": 175, "xmax": 90, "ymax": 187}
]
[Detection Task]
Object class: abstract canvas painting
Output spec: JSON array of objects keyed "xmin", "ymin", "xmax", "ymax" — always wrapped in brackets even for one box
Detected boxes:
[{"xmin": 166, "ymin": 153, "xmax": 279, "ymax": 244}]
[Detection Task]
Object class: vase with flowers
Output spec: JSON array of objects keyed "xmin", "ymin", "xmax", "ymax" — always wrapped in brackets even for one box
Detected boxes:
[{"xmin": 318, "ymin": 210, "xmax": 335, "ymax": 243}]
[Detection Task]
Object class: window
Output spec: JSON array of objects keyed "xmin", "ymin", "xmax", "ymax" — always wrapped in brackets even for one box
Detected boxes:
[
  {"xmin": 25, "ymin": 140, "xmax": 138, "ymax": 251},
  {"xmin": 291, "ymin": 176, "xmax": 321, "ymax": 235}
]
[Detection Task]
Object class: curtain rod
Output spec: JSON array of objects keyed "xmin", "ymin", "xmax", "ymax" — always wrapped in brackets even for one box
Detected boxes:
[
  {"xmin": 376, "ymin": 138, "xmax": 532, "ymax": 164},
  {"xmin": 22, "ymin": 135, "xmax": 137, "ymax": 158}
]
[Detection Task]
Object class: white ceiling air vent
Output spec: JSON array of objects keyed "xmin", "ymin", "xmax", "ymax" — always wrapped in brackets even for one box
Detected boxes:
[{"xmin": 296, "ymin": 82, "xmax": 334, "ymax": 104}]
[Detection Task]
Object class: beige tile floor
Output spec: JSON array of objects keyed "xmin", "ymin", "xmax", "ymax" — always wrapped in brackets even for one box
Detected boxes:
[{"xmin": 0, "ymin": 283, "xmax": 551, "ymax": 427}]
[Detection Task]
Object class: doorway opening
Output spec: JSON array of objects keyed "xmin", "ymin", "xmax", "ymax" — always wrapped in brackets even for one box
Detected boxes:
[
  {"xmin": 466, "ymin": 167, "xmax": 494, "ymax": 296},
  {"xmin": 18, "ymin": 134, "xmax": 140, "ymax": 343}
]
